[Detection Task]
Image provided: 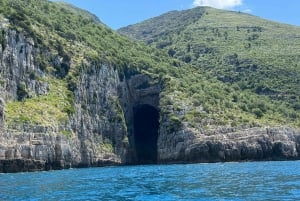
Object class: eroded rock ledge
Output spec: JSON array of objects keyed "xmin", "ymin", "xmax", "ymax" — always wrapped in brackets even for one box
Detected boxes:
[
  {"xmin": 158, "ymin": 127, "xmax": 300, "ymax": 163},
  {"xmin": 1, "ymin": 125, "xmax": 300, "ymax": 173},
  {"xmin": 0, "ymin": 131, "xmax": 122, "ymax": 173}
]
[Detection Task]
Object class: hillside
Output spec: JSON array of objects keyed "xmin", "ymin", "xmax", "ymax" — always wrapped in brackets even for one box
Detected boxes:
[
  {"xmin": 0, "ymin": 1, "xmax": 300, "ymax": 172},
  {"xmin": 0, "ymin": 0, "xmax": 174, "ymax": 126},
  {"xmin": 119, "ymin": 6, "xmax": 300, "ymax": 127}
]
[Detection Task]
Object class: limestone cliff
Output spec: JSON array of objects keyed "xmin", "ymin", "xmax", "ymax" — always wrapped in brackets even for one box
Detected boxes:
[
  {"xmin": 0, "ymin": 28, "xmax": 127, "ymax": 172},
  {"xmin": 0, "ymin": 25, "xmax": 161, "ymax": 172},
  {"xmin": 0, "ymin": 30, "xmax": 49, "ymax": 100},
  {"xmin": 158, "ymin": 126, "xmax": 300, "ymax": 163},
  {"xmin": 1, "ymin": 1, "xmax": 300, "ymax": 173}
]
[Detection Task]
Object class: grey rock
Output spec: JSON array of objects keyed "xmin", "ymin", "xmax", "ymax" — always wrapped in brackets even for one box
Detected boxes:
[
  {"xmin": 0, "ymin": 159, "xmax": 46, "ymax": 173},
  {"xmin": 0, "ymin": 98, "xmax": 4, "ymax": 128},
  {"xmin": 0, "ymin": 30, "xmax": 49, "ymax": 101},
  {"xmin": 1, "ymin": 26, "xmax": 300, "ymax": 173},
  {"xmin": 158, "ymin": 126, "xmax": 300, "ymax": 163}
]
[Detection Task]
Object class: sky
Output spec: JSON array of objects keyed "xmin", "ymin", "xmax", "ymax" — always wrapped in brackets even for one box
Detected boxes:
[{"xmin": 53, "ymin": 0, "xmax": 300, "ymax": 30}]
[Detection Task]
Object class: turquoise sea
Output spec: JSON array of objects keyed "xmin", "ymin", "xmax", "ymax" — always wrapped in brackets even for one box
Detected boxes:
[{"xmin": 1, "ymin": 161, "xmax": 300, "ymax": 200}]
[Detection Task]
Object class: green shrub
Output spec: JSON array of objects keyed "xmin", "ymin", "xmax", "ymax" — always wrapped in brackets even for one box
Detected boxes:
[{"xmin": 16, "ymin": 82, "xmax": 28, "ymax": 101}]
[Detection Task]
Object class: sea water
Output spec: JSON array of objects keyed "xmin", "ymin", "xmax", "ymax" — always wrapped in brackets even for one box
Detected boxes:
[{"xmin": 1, "ymin": 161, "xmax": 300, "ymax": 200}]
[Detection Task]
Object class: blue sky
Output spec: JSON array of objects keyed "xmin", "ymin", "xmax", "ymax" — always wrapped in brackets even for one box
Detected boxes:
[{"xmin": 54, "ymin": 0, "xmax": 300, "ymax": 29}]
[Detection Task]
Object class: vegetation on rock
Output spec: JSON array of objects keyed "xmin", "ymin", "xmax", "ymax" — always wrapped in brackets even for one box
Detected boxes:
[
  {"xmin": 6, "ymin": 78, "xmax": 74, "ymax": 127},
  {"xmin": 0, "ymin": 0, "xmax": 178, "ymax": 129},
  {"xmin": 0, "ymin": 1, "xmax": 299, "ymax": 132},
  {"xmin": 119, "ymin": 7, "xmax": 300, "ymax": 128}
]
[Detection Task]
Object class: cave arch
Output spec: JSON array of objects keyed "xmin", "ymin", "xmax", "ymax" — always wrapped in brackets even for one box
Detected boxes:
[{"xmin": 133, "ymin": 104, "xmax": 159, "ymax": 164}]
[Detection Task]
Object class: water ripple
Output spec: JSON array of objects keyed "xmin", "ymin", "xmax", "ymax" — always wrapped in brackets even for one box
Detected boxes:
[{"xmin": 1, "ymin": 161, "xmax": 300, "ymax": 200}]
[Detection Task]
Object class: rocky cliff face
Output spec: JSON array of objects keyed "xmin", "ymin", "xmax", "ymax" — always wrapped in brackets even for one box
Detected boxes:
[
  {"xmin": 0, "ymin": 27, "xmax": 128, "ymax": 172},
  {"xmin": 0, "ymin": 26, "xmax": 161, "ymax": 172},
  {"xmin": 1, "ymin": 24, "xmax": 300, "ymax": 173},
  {"xmin": 0, "ymin": 29, "xmax": 49, "ymax": 101},
  {"xmin": 0, "ymin": 131, "xmax": 80, "ymax": 172},
  {"xmin": 71, "ymin": 64, "xmax": 128, "ymax": 166},
  {"xmin": 158, "ymin": 126, "xmax": 300, "ymax": 163}
]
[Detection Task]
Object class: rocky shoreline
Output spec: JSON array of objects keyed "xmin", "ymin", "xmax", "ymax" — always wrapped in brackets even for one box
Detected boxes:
[
  {"xmin": 158, "ymin": 127, "xmax": 300, "ymax": 163},
  {"xmin": 1, "ymin": 126, "xmax": 300, "ymax": 173}
]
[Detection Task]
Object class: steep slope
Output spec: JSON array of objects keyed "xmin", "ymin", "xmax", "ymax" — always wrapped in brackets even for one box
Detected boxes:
[
  {"xmin": 119, "ymin": 7, "xmax": 300, "ymax": 163},
  {"xmin": 0, "ymin": 0, "xmax": 181, "ymax": 172},
  {"xmin": 0, "ymin": 1, "xmax": 300, "ymax": 172},
  {"xmin": 119, "ymin": 7, "xmax": 300, "ymax": 127}
]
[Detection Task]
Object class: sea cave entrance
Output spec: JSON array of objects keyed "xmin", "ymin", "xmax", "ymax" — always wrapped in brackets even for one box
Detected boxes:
[{"xmin": 133, "ymin": 104, "xmax": 159, "ymax": 164}]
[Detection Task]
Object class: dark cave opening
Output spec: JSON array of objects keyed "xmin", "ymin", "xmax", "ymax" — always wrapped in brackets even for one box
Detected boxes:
[{"xmin": 133, "ymin": 104, "xmax": 159, "ymax": 164}]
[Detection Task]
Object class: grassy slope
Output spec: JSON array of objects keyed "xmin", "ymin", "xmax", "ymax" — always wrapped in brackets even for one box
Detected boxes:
[
  {"xmin": 5, "ymin": 78, "xmax": 74, "ymax": 127},
  {"xmin": 119, "ymin": 7, "xmax": 300, "ymax": 128}
]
